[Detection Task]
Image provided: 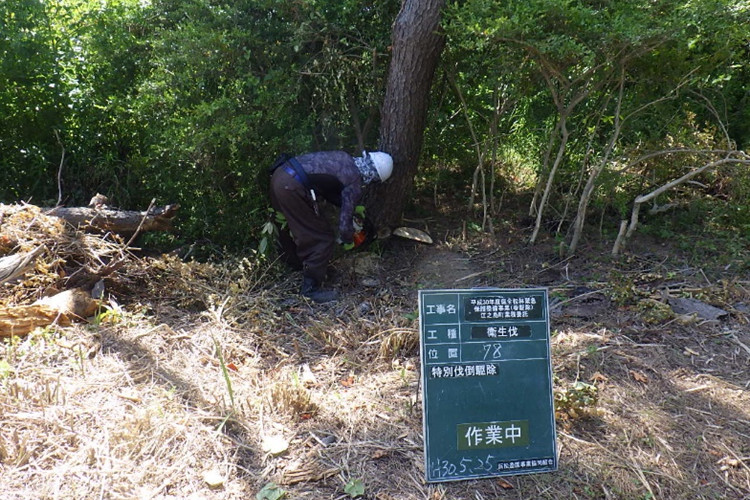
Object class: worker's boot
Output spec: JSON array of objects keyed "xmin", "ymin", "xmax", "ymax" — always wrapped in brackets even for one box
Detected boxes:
[{"xmin": 300, "ymin": 276, "xmax": 338, "ymax": 303}]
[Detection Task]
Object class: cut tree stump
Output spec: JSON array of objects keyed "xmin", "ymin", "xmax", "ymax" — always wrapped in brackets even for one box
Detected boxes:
[{"xmin": 45, "ymin": 204, "xmax": 179, "ymax": 234}]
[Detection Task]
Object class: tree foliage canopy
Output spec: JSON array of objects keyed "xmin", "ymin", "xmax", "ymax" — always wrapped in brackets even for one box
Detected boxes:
[{"xmin": 1, "ymin": 0, "xmax": 747, "ymax": 253}]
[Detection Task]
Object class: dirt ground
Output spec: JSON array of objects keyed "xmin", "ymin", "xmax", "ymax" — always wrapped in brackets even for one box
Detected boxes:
[
  {"xmin": 366, "ymin": 214, "xmax": 749, "ymax": 499},
  {"xmin": 1, "ymin": 204, "xmax": 749, "ymax": 499}
]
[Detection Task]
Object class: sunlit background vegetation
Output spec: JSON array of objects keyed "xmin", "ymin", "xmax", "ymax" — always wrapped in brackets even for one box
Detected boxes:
[{"xmin": 2, "ymin": 0, "xmax": 748, "ymax": 254}]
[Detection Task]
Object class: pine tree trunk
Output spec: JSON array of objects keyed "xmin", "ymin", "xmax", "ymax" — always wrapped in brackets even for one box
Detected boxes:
[{"xmin": 367, "ymin": 0, "xmax": 446, "ymax": 228}]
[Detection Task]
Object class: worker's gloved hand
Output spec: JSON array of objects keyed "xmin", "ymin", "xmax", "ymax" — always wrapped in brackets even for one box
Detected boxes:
[
  {"xmin": 342, "ymin": 231, "xmax": 367, "ymax": 251},
  {"xmin": 340, "ymin": 227, "xmax": 354, "ymax": 246},
  {"xmin": 340, "ymin": 207, "xmax": 369, "ymax": 251},
  {"xmin": 335, "ymin": 232, "xmax": 354, "ymax": 250}
]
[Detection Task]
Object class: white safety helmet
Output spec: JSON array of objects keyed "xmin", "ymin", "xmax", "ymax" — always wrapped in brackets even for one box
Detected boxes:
[{"xmin": 369, "ymin": 151, "xmax": 393, "ymax": 182}]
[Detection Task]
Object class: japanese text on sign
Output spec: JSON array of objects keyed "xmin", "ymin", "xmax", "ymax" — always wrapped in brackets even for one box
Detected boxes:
[
  {"xmin": 457, "ymin": 420, "xmax": 529, "ymax": 450},
  {"xmin": 464, "ymin": 296, "xmax": 543, "ymax": 320},
  {"xmin": 429, "ymin": 364, "xmax": 498, "ymax": 379}
]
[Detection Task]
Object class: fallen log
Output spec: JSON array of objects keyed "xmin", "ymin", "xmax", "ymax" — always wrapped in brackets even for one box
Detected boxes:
[
  {"xmin": 45, "ymin": 203, "xmax": 179, "ymax": 234},
  {"xmin": 0, "ymin": 305, "xmax": 71, "ymax": 337},
  {"xmin": 0, "ymin": 246, "xmax": 45, "ymax": 285},
  {"xmin": 0, "ymin": 288, "xmax": 100, "ymax": 337},
  {"xmin": 35, "ymin": 288, "xmax": 101, "ymax": 319}
]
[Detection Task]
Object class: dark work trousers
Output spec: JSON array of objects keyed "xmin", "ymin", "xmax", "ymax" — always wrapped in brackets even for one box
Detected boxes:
[{"xmin": 269, "ymin": 167, "xmax": 334, "ymax": 283}]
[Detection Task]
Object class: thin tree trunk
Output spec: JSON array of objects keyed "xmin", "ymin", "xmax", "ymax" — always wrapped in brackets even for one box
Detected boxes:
[
  {"xmin": 529, "ymin": 120, "xmax": 561, "ymax": 218},
  {"xmin": 568, "ymin": 68, "xmax": 626, "ymax": 256},
  {"xmin": 530, "ymin": 117, "xmax": 569, "ymax": 244}
]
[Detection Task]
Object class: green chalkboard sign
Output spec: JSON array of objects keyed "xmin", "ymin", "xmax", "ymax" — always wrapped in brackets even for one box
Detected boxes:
[{"xmin": 419, "ymin": 288, "xmax": 557, "ymax": 482}]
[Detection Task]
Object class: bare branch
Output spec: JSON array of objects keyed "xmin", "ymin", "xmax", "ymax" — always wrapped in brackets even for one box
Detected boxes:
[
  {"xmin": 53, "ymin": 130, "xmax": 65, "ymax": 207},
  {"xmin": 617, "ymin": 148, "xmax": 735, "ymax": 173},
  {"xmin": 633, "ymin": 156, "xmax": 749, "ymax": 207},
  {"xmin": 690, "ymin": 90, "xmax": 734, "ymax": 149},
  {"xmin": 615, "ymin": 154, "xmax": 750, "ymax": 254}
]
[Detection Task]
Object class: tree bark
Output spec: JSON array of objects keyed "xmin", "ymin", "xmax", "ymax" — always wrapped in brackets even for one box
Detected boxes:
[
  {"xmin": 45, "ymin": 204, "xmax": 179, "ymax": 234},
  {"xmin": 367, "ymin": 0, "xmax": 446, "ymax": 228},
  {"xmin": 0, "ymin": 304, "xmax": 71, "ymax": 338}
]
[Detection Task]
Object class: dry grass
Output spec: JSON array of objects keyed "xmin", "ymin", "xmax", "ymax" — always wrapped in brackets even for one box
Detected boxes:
[{"xmin": 1, "ymin": 204, "xmax": 749, "ymax": 499}]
